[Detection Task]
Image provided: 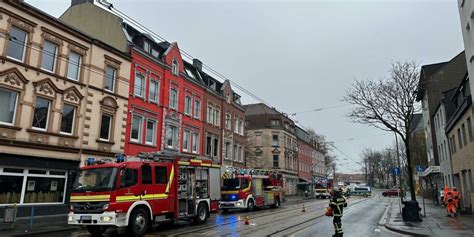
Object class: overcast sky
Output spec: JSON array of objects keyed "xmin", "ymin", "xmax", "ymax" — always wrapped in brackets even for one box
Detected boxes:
[{"xmin": 27, "ymin": 0, "xmax": 464, "ymax": 173}]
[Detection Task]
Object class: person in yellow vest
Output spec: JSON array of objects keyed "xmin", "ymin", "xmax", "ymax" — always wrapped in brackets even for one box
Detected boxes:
[{"xmin": 329, "ymin": 188, "xmax": 347, "ymax": 237}]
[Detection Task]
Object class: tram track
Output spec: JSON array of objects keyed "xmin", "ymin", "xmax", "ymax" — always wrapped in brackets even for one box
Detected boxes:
[
  {"xmin": 163, "ymin": 198, "xmax": 332, "ymax": 236},
  {"xmin": 265, "ymin": 196, "xmax": 373, "ymax": 237}
]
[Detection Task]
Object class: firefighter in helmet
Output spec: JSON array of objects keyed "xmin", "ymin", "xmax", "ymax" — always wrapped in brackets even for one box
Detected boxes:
[{"xmin": 329, "ymin": 187, "xmax": 347, "ymax": 237}]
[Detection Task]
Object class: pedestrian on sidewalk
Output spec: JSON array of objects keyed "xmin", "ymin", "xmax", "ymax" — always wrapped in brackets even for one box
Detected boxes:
[
  {"xmin": 329, "ymin": 188, "xmax": 347, "ymax": 237},
  {"xmin": 446, "ymin": 191, "xmax": 457, "ymax": 217},
  {"xmin": 452, "ymin": 187, "xmax": 461, "ymax": 213},
  {"xmin": 432, "ymin": 188, "xmax": 439, "ymax": 206}
]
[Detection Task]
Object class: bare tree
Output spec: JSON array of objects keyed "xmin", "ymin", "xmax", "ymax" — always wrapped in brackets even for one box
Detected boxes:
[
  {"xmin": 343, "ymin": 61, "xmax": 420, "ymax": 201},
  {"xmin": 306, "ymin": 128, "xmax": 336, "ymax": 176}
]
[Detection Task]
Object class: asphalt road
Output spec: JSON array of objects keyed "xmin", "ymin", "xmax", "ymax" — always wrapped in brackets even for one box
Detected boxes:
[{"xmin": 40, "ymin": 192, "xmax": 406, "ymax": 237}]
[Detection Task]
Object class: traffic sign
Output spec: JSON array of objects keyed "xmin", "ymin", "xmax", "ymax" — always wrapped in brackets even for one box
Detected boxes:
[
  {"xmin": 416, "ymin": 165, "xmax": 425, "ymax": 172},
  {"xmin": 393, "ymin": 167, "xmax": 401, "ymax": 176}
]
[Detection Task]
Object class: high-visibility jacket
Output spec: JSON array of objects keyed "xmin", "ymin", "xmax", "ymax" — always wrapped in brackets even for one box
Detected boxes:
[{"xmin": 330, "ymin": 194, "xmax": 347, "ymax": 217}]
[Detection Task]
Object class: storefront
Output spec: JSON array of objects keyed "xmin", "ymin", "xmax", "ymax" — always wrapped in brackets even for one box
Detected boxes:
[{"xmin": 0, "ymin": 154, "xmax": 78, "ymax": 218}]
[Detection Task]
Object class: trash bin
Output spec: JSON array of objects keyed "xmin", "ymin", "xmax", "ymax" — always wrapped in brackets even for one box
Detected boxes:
[{"xmin": 402, "ymin": 200, "xmax": 422, "ymax": 222}]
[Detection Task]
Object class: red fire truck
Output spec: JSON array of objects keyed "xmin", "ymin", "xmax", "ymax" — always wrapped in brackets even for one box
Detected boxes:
[
  {"xmin": 67, "ymin": 153, "xmax": 221, "ymax": 237},
  {"xmin": 219, "ymin": 169, "xmax": 285, "ymax": 212}
]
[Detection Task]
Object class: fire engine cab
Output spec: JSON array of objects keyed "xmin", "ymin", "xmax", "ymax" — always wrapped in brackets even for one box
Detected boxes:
[
  {"xmin": 219, "ymin": 169, "xmax": 285, "ymax": 212},
  {"xmin": 67, "ymin": 153, "xmax": 221, "ymax": 237}
]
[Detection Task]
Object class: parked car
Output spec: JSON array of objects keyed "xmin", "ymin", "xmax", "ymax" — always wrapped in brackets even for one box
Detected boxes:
[
  {"xmin": 382, "ymin": 189, "xmax": 400, "ymax": 197},
  {"xmin": 351, "ymin": 186, "xmax": 371, "ymax": 197},
  {"xmin": 314, "ymin": 189, "xmax": 331, "ymax": 199}
]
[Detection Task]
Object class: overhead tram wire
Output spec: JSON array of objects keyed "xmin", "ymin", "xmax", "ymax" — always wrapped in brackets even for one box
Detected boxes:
[
  {"xmin": 330, "ymin": 143, "xmax": 365, "ymax": 169},
  {"xmin": 290, "ymin": 104, "xmax": 351, "ymax": 116},
  {"xmin": 101, "ymin": 2, "xmax": 272, "ymax": 107}
]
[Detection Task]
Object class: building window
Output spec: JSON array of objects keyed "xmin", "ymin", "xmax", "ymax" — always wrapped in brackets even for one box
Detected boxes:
[
  {"xmin": 207, "ymin": 105, "xmax": 213, "ymax": 124},
  {"xmin": 239, "ymin": 119, "xmax": 244, "ymax": 135},
  {"xmin": 104, "ymin": 66, "xmax": 116, "ymax": 92},
  {"xmin": 143, "ymin": 41, "xmax": 150, "ymax": 53},
  {"xmin": 240, "ymin": 146, "xmax": 244, "ymax": 162},
  {"xmin": 457, "ymin": 128, "xmax": 463, "ymax": 149},
  {"xmin": 7, "ymin": 26, "xmax": 28, "ymax": 62},
  {"xmin": 172, "ymin": 59, "xmax": 179, "ymax": 76},
  {"xmin": 183, "ymin": 130, "xmax": 190, "ymax": 152},
  {"xmin": 134, "ymin": 73, "xmax": 145, "ymax": 97},
  {"xmin": 234, "ymin": 116, "xmax": 239, "ymax": 133},
  {"xmin": 225, "ymin": 142, "xmax": 231, "ymax": 160},
  {"xmin": 99, "ymin": 114, "xmax": 112, "ymax": 141},
  {"xmin": 273, "ymin": 155, "xmax": 279, "ymax": 168},
  {"xmin": 214, "ymin": 108, "xmax": 220, "ymax": 127},
  {"xmin": 0, "ymin": 88, "xmax": 18, "ymax": 125},
  {"xmin": 149, "ymin": 80, "xmax": 159, "ymax": 103},
  {"xmin": 194, "ymin": 100, "xmax": 201, "ymax": 119},
  {"xmin": 233, "ymin": 144, "xmax": 238, "ymax": 161},
  {"xmin": 213, "ymin": 138, "xmax": 219, "ymax": 157},
  {"xmin": 270, "ymin": 119, "xmax": 280, "ymax": 126},
  {"xmin": 0, "ymin": 168, "xmax": 67, "ymax": 204},
  {"xmin": 468, "ymin": 117, "xmax": 472, "ymax": 141},
  {"xmin": 169, "ymin": 88, "xmax": 178, "ymax": 109},
  {"xmin": 67, "ymin": 52, "xmax": 81, "ymax": 81},
  {"xmin": 192, "ymin": 132, "xmax": 199, "ymax": 154},
  {"xmin": 462, "ymin": 123, "xmax": 468, "ymax": 146},
  {"xmin": 145, "ymin": 119, "xmax": 156, "ymax": 145},
  {"xmin": 41, "ymin": 41, "xmax": 58, "ymax": 72},
  {"xmin": 226, "ymin": 113, "xmax": 231, "ymax": 130},
  {"xmin": 165, "ymin": 124, "xmax": 179, "ymax": 149},
  {"xmin": 206, "ymin": 135, "xmax": 212, "ymax": 156},
  {"xmin": 130, "ymin": 115, "xmax": 143, "ymax": 143},
  {"xmin": 32, "ymin": 97, "xmax": 51, "ymax": 131},
  {"xmin": 272, "ymin": 134, "xmax": 279, "ymax": 147},
  {"xmin": 60, "ymin": 104, "xmax": 76, "ymax": 135},
  {"xmin": 184, "ymin": 96, "xmax": 192, "ymax": 115}
]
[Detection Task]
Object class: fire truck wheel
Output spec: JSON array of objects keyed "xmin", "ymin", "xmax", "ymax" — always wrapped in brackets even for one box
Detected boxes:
[
  {"xmin": 86, "ymin": 226, "xmax": 107, "ymax": 236},
  {"xmin": 246, "ymin": 199, "xmax": 255, "ymax": 212},
  {"xmin": 195, "ymin": 203, "xmax": 209, "ymax": 224},
  {"xmin": 128, "ymin": 208, "xmax": 149, "ymax": 237}
]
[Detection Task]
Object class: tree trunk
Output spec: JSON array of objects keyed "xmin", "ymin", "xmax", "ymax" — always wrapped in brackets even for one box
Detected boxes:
[{"xmin": 404, "ymin": 137, "xmax": 416, "ymax": 201}]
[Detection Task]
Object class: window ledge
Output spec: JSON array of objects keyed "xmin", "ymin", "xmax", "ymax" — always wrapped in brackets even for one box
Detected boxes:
[
  {"xmin": 129, "ymin": 141, "xmax": 157, "ymax": 148},
  {"xmin": 26, "ymin": 129, "xmax": 79, "ymax": 139},
  {"xmin": 0, "ymin": 124, "xmax": 22, "ymax": 130},
  {"xmin": 96, "ymin": 139, "xmax": 115, "ymax": 145}
]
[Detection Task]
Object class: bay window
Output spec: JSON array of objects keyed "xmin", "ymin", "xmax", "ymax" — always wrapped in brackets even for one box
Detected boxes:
[{"xmin": 0, "ymin": 88, "xmax": 18, "ymax": 125}]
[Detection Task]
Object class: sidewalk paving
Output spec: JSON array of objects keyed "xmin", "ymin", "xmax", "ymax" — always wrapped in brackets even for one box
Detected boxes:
[
  {"xmin": 0, "ymin": 214, "xmax": 78, "ymax": 237},
  {"xmin": 384, "ymin": 197, "xmax": 474, "ymax": 237}
]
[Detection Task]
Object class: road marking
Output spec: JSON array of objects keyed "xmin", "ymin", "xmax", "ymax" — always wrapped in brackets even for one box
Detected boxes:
[{"xmin": 374, "ymin": 228, "xmax": 381, "ymax": 232}]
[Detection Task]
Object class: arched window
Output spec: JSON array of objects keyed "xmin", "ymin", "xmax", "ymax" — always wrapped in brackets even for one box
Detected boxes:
[{"xmin": 172, "ymin": 58, "xmax": 179, "ymax": 76}]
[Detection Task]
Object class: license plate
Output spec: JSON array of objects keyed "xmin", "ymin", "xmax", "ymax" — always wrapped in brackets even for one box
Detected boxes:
[{"xmin": 80, "ymin": 216, "xmax": 92, "ymax": 221}]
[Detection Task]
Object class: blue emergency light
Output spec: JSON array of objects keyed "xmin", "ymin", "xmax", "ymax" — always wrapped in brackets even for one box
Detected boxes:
[
  {"xmin": 229, "ymin": 194, "xmax": 238, "ymax": 201},
  {"xmin": 86, "ymin": 157, "xmax": 95, "ymax": 166},
  {"xmin": 116, "ymin": 154, "xmax": 125, "ymax": 163}
]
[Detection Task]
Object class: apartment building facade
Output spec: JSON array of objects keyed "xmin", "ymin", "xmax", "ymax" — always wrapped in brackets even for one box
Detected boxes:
[{"xmin": 0, "ymin": 0, "xmax": 130, "ymax": 217}]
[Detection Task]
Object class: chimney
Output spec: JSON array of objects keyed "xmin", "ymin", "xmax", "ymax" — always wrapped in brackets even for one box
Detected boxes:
[
  {"xmin": 193, "ymin": 59, "xmax": 203, "ymax": 71},
  {"xmin": 71, "ymin": 0, "xmax": 95, "ymax": 6}
]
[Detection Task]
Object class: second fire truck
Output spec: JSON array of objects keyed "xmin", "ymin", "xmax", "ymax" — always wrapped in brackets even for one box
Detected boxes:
[
  {"xmin": 67, "ymin": 153, "xmax": 221, "ymax": 237},
  {"xmin": 219, "ymin": 169, "xmax": 285, "ymax": 212}
]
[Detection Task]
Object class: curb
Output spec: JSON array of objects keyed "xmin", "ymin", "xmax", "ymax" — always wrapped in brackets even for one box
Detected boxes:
[
  {"xmin": 384, "ymin": 224, "xmax": 431, "ymax": 237},
  {"xmin": 382, "ymin": 199, "xmax": 431, "ymax": 237},
  {"xmin": 9, "ymin": 226, "xmax": 79, "ymax": 236}
]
